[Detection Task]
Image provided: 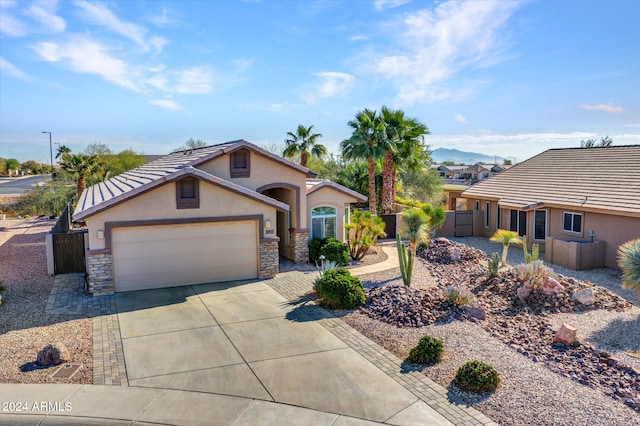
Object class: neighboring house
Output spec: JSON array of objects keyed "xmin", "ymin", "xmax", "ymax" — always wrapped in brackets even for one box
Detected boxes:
[
  {"xmin": 461, "ymin": 145, "xmax": 640, "ymax": 269},
  {"xmin": 73, "ymin": 140, "xmax": 365, "ymax": 294},
  {"xmin": 437, "ymin": 163, "xmax": 508, "ymax": 185}
]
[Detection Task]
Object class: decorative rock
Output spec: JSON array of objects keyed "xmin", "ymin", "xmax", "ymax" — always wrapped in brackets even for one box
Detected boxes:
[
  {"xmin": 448, "ymin": 246, "xmax": 462, "ymax": 262},
  {"xmin": 540, "ymin": 277, "xmax": 564, "ymax": 295},
  {"xmin": 462, "ymin": 305, "xmax": 486, "ymax": 321},
  {"xmin": 572, "ymin": 288, "xmax": 595, "ymax": 305},
  {"xmin": 36, "ymin": 343, "xmax": 70, "ymax": 366},
  {"xmin": 553, "ymin": 323, "xmax": 577, "ymax": 346}
]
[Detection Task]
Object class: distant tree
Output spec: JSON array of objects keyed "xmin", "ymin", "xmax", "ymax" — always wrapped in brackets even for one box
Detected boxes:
[
  {"xmin": 6, "ymin": 158, "xmax": 20, "ymax": 172},
  {"xmin": 173, "ymin": 138, "xmax": 207, "ymax": 152},
  {"xmin": 260, "ymin": 142, "xmax": 286, "ymax": 156},
  {"xmin": 441, "ymin": 161, "xmax": 456, "ymax": 166},
  {"xmin": 85, "ymin": 143, "xmax": 112, "ymax": 156},
  {"xmin": 398, "ymin": 167, "xmax": 442, "ymax": 205},
  {"xmin": 59, "ymin": 154, "xmax": 99, "ymax": 199},
  {"xmin": 0, "ymin": 158, "xmax": 6, "ymax": 175},
  {"xmin": 20, "ymin": 160, "xmax": 40, "ymax": 174},
  {"xmin": 283, "ymin": 124, "xmax": 327, "ymax": 167},
  {"xmin": 55, "ymin": 145, "xmax": 72, "ymax": 159},
  {"xmin": 580, "ymin": 135, "xmax": 613, "ymax": 148},
  {"xmin": 503, "ymin": 159, "xmax": 512, "ymax": 165}
]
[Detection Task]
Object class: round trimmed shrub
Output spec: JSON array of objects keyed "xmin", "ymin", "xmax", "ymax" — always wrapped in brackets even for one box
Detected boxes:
[
  {"xmin": 309, "ymin": 238, "xmax": 327, "ymax": 263},
  {"xmin": 455, "ymin": 360, "xmax": 500, "ymax": 393},
  {"xmin": 315, "ymin": 268, "xmax": 365, "ymax": 309},
  {"xmin": 408, "ymin": 335, "xmax": 443, "ymax": 364},
  {"xmin": 320, "ymin": 238, "xmax": 349, "ymax": 266}
]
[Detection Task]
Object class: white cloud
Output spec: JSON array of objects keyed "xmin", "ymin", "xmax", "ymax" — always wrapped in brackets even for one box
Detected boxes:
[
  {"xmin": 0, "ymin": 12, "xmax": 27, "ymax": 36},
  {"xmin": 149, "ymin": 99, "xmax": 183, "ymax": 111},
  {"xmin": 455, "ymin": 114, "xmax": 469, "ymax": 124},
  {"xmin": 24, "ymin": 3, "xmax": 66, "ymax": 33},
  {"xmin": 149, "ymin": 7, "xmax": 173, "ymax": 27},
  {"xmin": 0, "ymin": 56, "xmax": 35, "ymax": 81},
  {"xmin": 149, "ymin": 36, "xmax": 169, "ymax": 54},
  {"xmin": 0, "ymin": 0, "xmax": 17, "ymax": 8},
  {"xmin": 73, "ymin": 0, "xmax": 157, "ymax": 51},
  {"xmin": 32, "ymin": 37, "xmax": 141, "ymax": 92},
  {"xmin": 173, "ymin": 67, "xmax": 214, "ymax": 94},
  {"xmin": 304, "ymin": 71, "xmax": 355, "ymax": 103},
  {"xmin": 365, "ymin": 0, "xmax": 522, "ymax": 106},
  {"xmin": 374, "ymin": 0, "xmax": 410, "ymax": 11},
  {"xmin": 580, "ymin": 104, "xmax": 624, "ymax": 113}
]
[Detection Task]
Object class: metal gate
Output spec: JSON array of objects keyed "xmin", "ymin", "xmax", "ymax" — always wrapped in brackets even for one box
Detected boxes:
[
  {"xmin": 454, "ymin": 210, "xmax": 473, "ymax": 237},
  {"xmin": 53, "ymin": 232, "xmax": 86, "ymax": 274}
]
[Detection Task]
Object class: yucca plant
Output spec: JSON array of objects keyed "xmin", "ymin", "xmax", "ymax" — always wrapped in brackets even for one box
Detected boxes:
[
  {"xmin": 401, "ymin": 208, "xmax": 428, "ymax": 252},
  {"xmin": 618, "ymin": 238, "xmax": 640, "ymax": 293},
  {"xmin": 490, "ymin": 230, "xmax": 522, "ymax": 267}
]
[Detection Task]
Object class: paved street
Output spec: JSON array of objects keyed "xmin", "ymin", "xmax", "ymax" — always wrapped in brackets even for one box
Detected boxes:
[{"xmin": 0, "ymin": 175, "xmax": 47, "ymax": 195}]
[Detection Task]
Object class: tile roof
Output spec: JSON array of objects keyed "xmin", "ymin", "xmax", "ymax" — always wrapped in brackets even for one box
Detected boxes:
[
  {"xmin": 461, "ymin": 145, "xmax": 640, "ymax": 217},
  {"xmin": 73, "ymin": 140, "xmax": 303, "ymax": 220},
  {"xmin": 306, "ymin": 179, "xmax": 368, "ymax": 202}
]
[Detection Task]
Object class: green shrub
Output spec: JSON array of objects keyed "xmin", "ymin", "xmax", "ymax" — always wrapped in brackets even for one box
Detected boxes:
[
  {"xmin": 315, "ymin": 268, "xmax": 365, "ymax": 309},
  {"xmin": 487, "ymin": 252, "xmax": 500, "ymax": 278},
  {"xmin": 309, "ymin": 238, "xmax": 327, "ymax": 263},
  {"xmin": 455, "ymin": 360, "xmax": 500, "ymax": 393},
  {"xmin": 320, "ymin": 238, "xmax": 349, "ymax": 266},
  {"xmin": 408, "ymin": 335, "xmax": 443, "ymax": 364}
]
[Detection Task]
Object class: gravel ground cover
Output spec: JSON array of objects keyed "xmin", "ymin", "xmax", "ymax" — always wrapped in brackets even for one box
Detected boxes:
[
  {"xmin": 0, "ymin": 218, "xmax": 92, "ymax": 384},
  {"xmin": 344, "ymin": 237, "xmax": 640, "ymax": 425}
]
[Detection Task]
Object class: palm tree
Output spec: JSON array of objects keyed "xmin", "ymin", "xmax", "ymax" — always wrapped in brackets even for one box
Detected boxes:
[
  {"xmin": 380, "ymin": 106, "xmax": 430, "ymax": 214},
  {"xmin": 59, "ymin": 153, "xmax": 98, "ymax": 199},
  {"xmin": 618, "ymin": 238, "xmax": 640, "ymax": 293},
  {"xmin": 55, "ymin": 145, "xmax": 71, "ymax": 159},
  {"xmin": 283, "ymin": 125, "xmax": 327, "ymax": 167},
  {"xmin": 340, "ymin": 109, "xmax": 386, "ymax": 214},
  {"xmin": 401, "ymin": 208, "xmax": 429, "ymax": 252},
  {"xmin": 490, "ymin": 230, "xmax": 522, "ymax": 267}
]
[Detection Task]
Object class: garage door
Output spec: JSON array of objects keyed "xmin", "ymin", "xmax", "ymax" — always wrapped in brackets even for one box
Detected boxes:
[{"xmin": 112, "ymin": 221, "xmax": 258, "ymax": 292}]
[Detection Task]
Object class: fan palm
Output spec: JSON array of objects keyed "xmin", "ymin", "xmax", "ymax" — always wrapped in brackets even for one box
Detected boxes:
[
  {"xmin": 340, "ymin": 109, "xmax": 386, "ymax": 214},
  {"xmin": 618, "ymin": 238, "xmax": 640, "ymax": 293},
  {"xmin": 55, "ymin": 145, "xmax": 71, "ymax": 159},
  {"xmin": 59, "ymin": 153, "xmax": 99, "ymax": 199},
  {"xmin": 283, "ymin": 124, "xmax": 327, "ymax": 167},
  {"xmin": 490, "ymin": 230, "xmax": 522, "ymax": 267}
]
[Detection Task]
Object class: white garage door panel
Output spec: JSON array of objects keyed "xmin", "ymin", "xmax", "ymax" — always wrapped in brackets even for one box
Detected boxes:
[{"xmin": 113, "ymin": 221, "xmax": 258, "ymax": 292}]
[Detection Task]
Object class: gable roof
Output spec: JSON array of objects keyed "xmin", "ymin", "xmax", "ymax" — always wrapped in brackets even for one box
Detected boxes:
[
  {"xmin": 461, "ymin": 145, "xmax": 640, "ymax": 217},
  {"xmin": 73, "ymin": 140, "xmax": 300, "ymax": 220},
  {"xmin": 306, "ymin": 179, "xmax": 367, "ymax": 202}
]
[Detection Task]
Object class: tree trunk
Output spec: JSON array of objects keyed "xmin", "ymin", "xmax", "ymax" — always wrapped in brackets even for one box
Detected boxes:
[
  {"xmin": 77, "ymin": 175, "xmax": 86, "ymax": 200},
  {"xmin": 301, "ymin": 151, "xmax": 308, "ymax": 167},
  {"xmin": 381, "ymin": 150, "xmax": 395, "ymax": 214},
  {"xmin": 367, "ymin": 156, "xmax": 377, "ymax": 214},
  {"xmin": 501, "ymin": 245, "xmax": 509, "ymax": 267}
]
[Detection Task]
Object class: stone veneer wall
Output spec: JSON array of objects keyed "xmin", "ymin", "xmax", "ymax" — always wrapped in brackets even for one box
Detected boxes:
[
  {"xmin": 86, "ymin": 253, "xmax": 115, "ymax": 295},
  {"xmin": 290, "ymin": 229, "xmax": 310, "ymax": 263},
  {"xmin": 259, "ymin": 239, "xmax": 279, "ymax": 278}
]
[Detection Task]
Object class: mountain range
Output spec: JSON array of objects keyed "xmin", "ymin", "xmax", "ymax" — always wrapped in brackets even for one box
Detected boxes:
[{"xmin": 431, "ymin": 148, "xmax": 516, "ymax": 165}]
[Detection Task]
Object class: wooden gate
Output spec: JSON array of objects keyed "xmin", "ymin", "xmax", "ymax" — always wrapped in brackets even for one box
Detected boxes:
[
  {"xmin": 53, "ymin": 232, "xmax": 86, "ymax": 274},
  {"xmin": 454, "ymin": 210, "xmax": 473, "ymax": 237}
]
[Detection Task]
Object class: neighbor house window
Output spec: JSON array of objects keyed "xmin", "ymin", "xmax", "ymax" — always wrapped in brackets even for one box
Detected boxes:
[
  {"xmin": 230, "ymin": 149, "xmax": 250, "ymax": 178},
  {"xmin": 510, "ymin": 209, "xmax": 527, "ymax": 237},
  {"xmin": 563, "ymin": 212, "xmax": 582, "ymax": 234},
  {"xmin": 484, "ymin": 201, "xmax": 490, "ymax": 228},
  {"xmin": 311, "ymin": 206, "xmax": 336, "ymax": 239},
  {"xmin": 496, "ymin": 205, "xmax": 501, "ymax": 229},
  {"xmin": 475, "ymin": 200, "xmax": 480, "ymax": 210},
  {"xmin": 176, "ymin": 177, "xmax": 199, "ymax": 209},
  {"xmin": 534, "ymin": 210, "xmax": 547, "ymax": 240}
]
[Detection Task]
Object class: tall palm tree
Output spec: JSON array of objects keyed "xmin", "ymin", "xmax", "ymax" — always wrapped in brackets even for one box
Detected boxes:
[
  {"xmin": 59, "ymin": 153, "xmax": 98, "ymax": 199},
  {"xmin": 283, "ymin": 125, "xmax": 327, "ymax": 167},
  {"xmin": 380, "ymin": 106, "xmax": 429, "ymax": 214},
  {"xmin": 340, "ymin": 109, "xmax": 386, "ymax": 214},
  {"xmin": 55, "ymin": 145, "xmax": 71, "ymax": 159}
]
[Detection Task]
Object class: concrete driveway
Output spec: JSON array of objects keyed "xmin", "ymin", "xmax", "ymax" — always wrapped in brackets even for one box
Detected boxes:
[{"xmin": 115, "ymin": 279, "xmax": 451, "ymax": 425}]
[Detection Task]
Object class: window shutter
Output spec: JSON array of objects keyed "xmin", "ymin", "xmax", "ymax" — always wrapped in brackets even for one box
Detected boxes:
[
  {"xmin": 234, "ymin": 152, "xmax": 248, "ymax": 169},
  {"xmin": 181, "ymin": 179, "xmax": 196, "ymax": 199}
]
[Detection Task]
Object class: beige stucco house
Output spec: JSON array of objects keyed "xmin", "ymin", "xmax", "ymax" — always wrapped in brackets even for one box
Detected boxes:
[
  {"xmin": 73, "ymin": 140, "xmax": 365, "ymax": 294},
  {"xmin": 461, "ymin": 145, "xmax": 640, "ymax": 270}
]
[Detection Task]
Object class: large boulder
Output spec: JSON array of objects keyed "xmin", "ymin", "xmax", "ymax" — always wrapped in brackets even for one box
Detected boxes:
[
  {"xmin": 572, "ymin": 288, "xmax": 595, "ymax": 306},
  {"xmin": 540, "ymin": 277, "xmax": 564, "ymax": 295},
  {"xmin": 37, "ymin": 343, "xmax": 70, "ymax": 366},
  {"xmin": 448, "ymin": 246, "xmax": 462, "ymax": 262},
  {"xmin": 553, "ymin": 323, "xmax": 577, "ymax": 346},
  {"xmin": 462, "ymin": 305, "xmax": 486, "ymax": 321}
]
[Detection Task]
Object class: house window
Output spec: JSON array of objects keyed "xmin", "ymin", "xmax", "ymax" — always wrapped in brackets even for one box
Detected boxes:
[
  {"xmin": 563, "ymin": 212, "xmax": 582, "ymax": 234},
  {"xmin": 534, "ymin": 210, "xmax": 547, "ymax": 240},
  {"xmin": 510, "ymin": 209, "xmax": 527, "ymax": 237},
  {"xmin": 176, "ymin": 177, "xmax": 199, "ymax": 209},
  {"xmin": 484, "ymin": 201, "xmax": 490, "ymax": 228},
  {"xmin": 230, "ymin": 149, "xmax": 250, "ymax": 178},
  {"xmin": 311, "ymin": 206, "xmax": 337, "ymax": 239},
  {"xmin": 474, "ymin": 200, "xmax": 479, "ymax": 211},
  {"xmin": 496, "ymin": 205, "xmax": 501, "ymax": 229}
]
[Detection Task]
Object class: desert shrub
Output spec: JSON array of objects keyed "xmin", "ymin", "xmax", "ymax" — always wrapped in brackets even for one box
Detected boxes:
[
  {"xmin": 514, "ymin": 260, "xmax": 557, "ymax": 302},
  {"xmin": 618, "ymin": 238, "xmax": 640, "ymax": 293},
  {"xmin": 455, "ymin": 360, "xmax": 500, "ymax": 393},
  {"xmin": 346, "ymin": 209, "xmax": 386, "ymax": 261},
  {"xmin": 320, "ymin": 238, "xmax": 349, "ymax": 266},
  {"xmin": 408, "ymin": 335, "xmax": 443, "ymax": 364},
  {"xmin": 417, "ymin": 241, "xmax": 429, "ymax": 250},
  {"xmin": 443, "ymin": 285, "xmax": 474, "ymax": 306},
  {"xmin": 315, "ymin": 268, "xmax": 365, "ymax": 309},
  {"xmin": 487, "ymin": 252, "xmax": 500, "ymax": 278},
  {"xmin": 309, "ymin": 238, "xmax": 327, "ymax": 263}
]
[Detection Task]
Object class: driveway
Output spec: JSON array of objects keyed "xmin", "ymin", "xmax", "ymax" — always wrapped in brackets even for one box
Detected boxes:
[{"xmin": 115, "ymin": 278, "xmax": 451, "ymax": 425}]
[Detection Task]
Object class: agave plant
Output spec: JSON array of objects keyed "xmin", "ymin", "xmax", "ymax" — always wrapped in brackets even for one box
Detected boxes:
[
  {"xmin": 490, "ymin": 230, "xmax": 522, "ymax": 267},
  {"xmin": 618, "ymin": 238, "xmax": 640, "ymax": 293}
]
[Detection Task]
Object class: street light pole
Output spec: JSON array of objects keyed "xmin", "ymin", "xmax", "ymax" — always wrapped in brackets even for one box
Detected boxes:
[{"xmin": 42, "ymin": 131, "xmax": 53, "ymax": 177}]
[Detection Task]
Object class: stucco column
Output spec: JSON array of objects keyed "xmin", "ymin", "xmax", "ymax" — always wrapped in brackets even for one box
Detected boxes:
[{"xmin": 289, "ymin": 229, "xmax": 310, "ymax": 263}]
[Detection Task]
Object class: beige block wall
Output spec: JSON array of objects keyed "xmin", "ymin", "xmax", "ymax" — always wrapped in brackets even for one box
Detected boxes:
[
  {"xmin": 86, "ymin": 180, "xmax": 278, "ymax": 250},
  {"xmin": 198, "ymin": 152, "xmax": 308, "ymax": 228},
  {"xmin": 307, "ymin": 186, "xmax": 360, "ymax": 243}
]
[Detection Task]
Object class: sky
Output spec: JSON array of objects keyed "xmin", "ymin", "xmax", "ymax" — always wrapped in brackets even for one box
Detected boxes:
[{"xmin": 1, "ymin": 0, "xmax": 639, "ymax": 164}]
